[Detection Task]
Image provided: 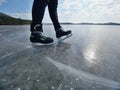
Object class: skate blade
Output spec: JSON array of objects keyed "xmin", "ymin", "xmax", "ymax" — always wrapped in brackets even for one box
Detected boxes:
[
  {"xmin": 31, "ymin": 42, "xmax": 54, "ymax": 46},
  {"xmin": 58, "ymin": 33, "xmax": 72, "ymax": 43}
]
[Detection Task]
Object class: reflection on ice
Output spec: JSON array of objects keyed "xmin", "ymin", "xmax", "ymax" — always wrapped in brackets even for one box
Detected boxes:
[
  {"xmin": 46, "ymin": 57, "xmax": 120, "ymax": 89},
  {"xmin": 27, "ymin": 77, "xmax": 30, "ymax": 80},
  {"xmin": 83, "ymin": 44, "xmax": 97, "ymax": 66},
  {"xmin": 70, "ymin": 87, "xmax": 74, "ymax": 90},
  {"xmin": 17, "ymin": 88, "xmax": 21, "ymax": 90},
  {"xmin": 84, "ymin": 49, "xmax": 96, "ymax": 63},
  {"xmin": 51, "ymin": 86, "xmax": 55, "ymax": 89}
]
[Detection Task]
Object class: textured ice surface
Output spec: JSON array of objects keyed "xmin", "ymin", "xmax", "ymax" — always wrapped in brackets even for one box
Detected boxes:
[
  {"xmin": 46, "ymin": 56, "xmax": 120, "ymax": 89},
  {"xmin": 0, "ymin": 25, "xmax": 120, "ymax": 90}
]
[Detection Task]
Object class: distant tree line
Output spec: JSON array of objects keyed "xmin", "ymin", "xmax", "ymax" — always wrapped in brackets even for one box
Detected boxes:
[
  {"xmin": 0, "ymin": 15, "xmax": 31, "ymax": 25},
  {"xmin": 0, "ymin": 12, "xmax": 120, "ymax": 25}
]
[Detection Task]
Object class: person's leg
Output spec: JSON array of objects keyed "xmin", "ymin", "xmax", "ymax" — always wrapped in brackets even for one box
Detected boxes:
[
  {"xmin": 31, "ymin": 0, "xmax": 47, "ymax": 32},
  {"xmin": 48, "ymin": 0, "xmax": 72, "ymax": 41},
  {"xmin": 48, "ymin": 0, "xmax": 61, "ymax": 31},
  {"xmin": 30, "ymin": 0, "xmax": 53, "ymax": 44}
]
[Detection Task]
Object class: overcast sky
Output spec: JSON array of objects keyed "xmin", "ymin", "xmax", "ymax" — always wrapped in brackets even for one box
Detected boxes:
[{"xmin": 0, "ymin": 0, "xmax": 120, "ymax": 23}]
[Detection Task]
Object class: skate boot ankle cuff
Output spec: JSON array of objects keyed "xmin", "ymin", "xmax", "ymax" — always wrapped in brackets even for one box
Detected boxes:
[
  {"xmin": 33, "ymin": 24, "xmax": 43, "ymax": 32},
  {"xmin": 56, "ymin": 27, "xmax": 63, "ymax": 32}
]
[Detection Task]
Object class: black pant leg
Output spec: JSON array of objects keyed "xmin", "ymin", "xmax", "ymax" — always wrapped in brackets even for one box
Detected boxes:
[
  {"xmin": 48, "ymin": 0, "xmax": 61, "ymax": 31},
  {"xmin": 31, "ymin": 0, "xmax": 48, "ymax": 32}
]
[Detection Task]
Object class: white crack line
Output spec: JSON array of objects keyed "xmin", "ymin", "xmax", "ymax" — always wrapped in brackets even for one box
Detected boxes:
[{"xmin": 46, "ymin": 56, "xmax": 120, "ymax": 89}]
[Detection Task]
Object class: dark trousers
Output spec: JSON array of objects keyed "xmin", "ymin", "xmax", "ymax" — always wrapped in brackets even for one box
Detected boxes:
[{"xmin": 31, "ymin": 0, "xmax": 61, "ymax": 32}]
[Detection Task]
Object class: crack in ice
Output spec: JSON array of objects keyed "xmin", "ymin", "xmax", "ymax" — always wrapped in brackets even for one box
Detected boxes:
[{"xmin": 46, "ymin": 56, "xmax": 120, "ymax": 89}]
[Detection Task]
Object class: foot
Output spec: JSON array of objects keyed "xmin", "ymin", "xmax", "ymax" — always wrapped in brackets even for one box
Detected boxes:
[
  {"xmin": 30, "ymin": 31, "xmax": 54, "ymax": 44},
  {"xmin": 56, "ymin": 28, "xmax": 72, "ymax": 42}
]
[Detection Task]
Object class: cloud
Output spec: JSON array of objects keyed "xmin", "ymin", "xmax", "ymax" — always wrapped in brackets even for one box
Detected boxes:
[
  {"xmin": 9, "ymin": 13, "xmax": 32, "ymax": 20},
  {"xmin": 60, "ymin": 0, "xmax": 120, "ymax": 23},
  {"xmin": 4, "ymin": 0, "xmax": 120, "ymax": 23},
  {"xmin": 62, "ymin": 0, "xmax": 83, "ymax": 10},
  {"xmin": 0, "ymin": 0, "xmax": 6, "ymax": 6}
]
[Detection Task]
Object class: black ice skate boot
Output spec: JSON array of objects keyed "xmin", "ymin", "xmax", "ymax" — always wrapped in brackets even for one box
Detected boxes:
[
  {"xmin": 30, "ymin": 24, "xmax": 54, "ymax": 45},
  {"xmin": 56, "ymin": 27, "xmax": 72, "ymax": 42}
]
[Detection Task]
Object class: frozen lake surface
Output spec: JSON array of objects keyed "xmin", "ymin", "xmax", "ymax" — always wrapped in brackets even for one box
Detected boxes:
[{"xmin": 0, "ymin": 25, "xmax": 120, "ymax": 90}]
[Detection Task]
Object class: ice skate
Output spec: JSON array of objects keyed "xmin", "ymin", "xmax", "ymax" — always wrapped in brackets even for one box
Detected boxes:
[
  {"xmin": 30, "ymin": 31, "xmax": 54, "ymax": 45},
  {"xmin": 56, "ymin": 28, "xmax": 72, "ymax": 43},
  {"xmin": 30, "ymin": 24, "xmax": 54, "ymax": 45}
]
